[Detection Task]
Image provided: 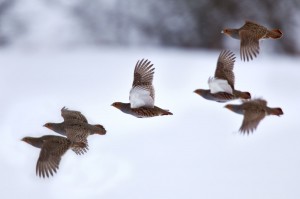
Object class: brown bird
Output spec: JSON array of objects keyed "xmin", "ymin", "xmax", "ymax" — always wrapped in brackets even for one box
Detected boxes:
[
  {"xmin": 112, "ymin": 59, "xmax": 173, "ymax": 118},
  {"xmin": 44, "ymin": 107, "xmax": 106, "ymax": 154},
  {"xmin": 222, "ymin": 20, "xmax": 283, "ymax": 61},
  {"xmin": 22, "ymin": 135, "xmax": 86, "ymax": 178},
  {"xmin": 225, "ymin": 98, "xmax": 283, "ymax": 134},
  {"xmin": 194, "ymin": 50, "xmax": 251, "ymax": 103}
]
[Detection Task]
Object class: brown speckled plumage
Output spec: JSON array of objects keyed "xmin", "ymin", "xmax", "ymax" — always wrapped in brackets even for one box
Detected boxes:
[
  {"xmin": 222, "ymin": 21, "xmax": 283, "ymax": 61},
  {"xmin": 194, "ymin": 50, "xmax": 251, "ymax": 103},
  {"xmin": 225, "ymin": 98, "xmax": 283, "ymax": 134},
  {"xmin": 112, "ymin": 102, "xmax": 172, "ymax": 118},
  {"xmin": 22, "ymin": 135, "xmax": 86, "ymax": 178},
  {"xmin": 112, "ymin": 59, "xmax": 172, "ymax": 118},
  {"xmin": 44, "ymin": 107, "xmax": 106, "ymax": 154}
]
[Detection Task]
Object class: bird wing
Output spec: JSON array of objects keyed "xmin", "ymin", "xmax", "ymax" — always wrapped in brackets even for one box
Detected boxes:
[
  {"xmin": 65, "ymin": 125, "xmax": 89, "ymax": 155},
  {"xmin": 61, "ymin": 107, "xmax": 88, "ymax": 123},
  {"xmin": 208, "ymin": 77, "xmax": 233, "ymax": 94},
  {"xmin": 239, "ymin": 108, "xmax": 265, "ymax": 134},
  {"xmin": 36, "ymin": 138, "xmax": 69, "ymax": 178},
  {"xmin": 214, "ymin": 50, "xmax": 236, "ymax": 89},
  {"xmin": 253, "ymin": 98, "xmax": 268, "ymax": 107},
  {"xmin": 130, "ymin": 59, "xmax": 155, "ymax": 108},
  {"xmin": 239, "ymin": 30, "xmax": 260, "ymax": 61}
]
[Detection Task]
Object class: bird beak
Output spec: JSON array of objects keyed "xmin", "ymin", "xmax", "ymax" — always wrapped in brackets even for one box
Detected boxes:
[
  {"xmin": 21, "ymin": 138, "xmax": 26, "ymax": 143},
  {"xmin": 221, "ymin": 30, "xmax": 224, "ymax": 33}
]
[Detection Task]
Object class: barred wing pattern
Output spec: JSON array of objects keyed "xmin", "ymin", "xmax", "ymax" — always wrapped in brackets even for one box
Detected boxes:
[
  {"xmin": 214, "ymin": 50, "xmax": 236, "ymax": 89},
  {"xmin": 36, "ymin": 138, "xmax": 70, "ymax": 178},
  {"xmin": 61, "ymin": 107, "xmax": 88, "ymax": 123},
  {"xmin": 65, "ymin": 125, "xmax": 89, "ymax": 155},
  {"xmin": 239, "ymin": 99, "xmax": 268, "ymax": 134},
  {"xmin": 239, "ymin": 30, "xmax": 260, "ymax": 62},
  {"xmin": 130, "ymin": 59, "xmax": 155, "ymax": 108}
]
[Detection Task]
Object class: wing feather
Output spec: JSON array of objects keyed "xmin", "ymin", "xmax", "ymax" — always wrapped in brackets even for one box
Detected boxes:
[
  {"xmin": 130, "ymin": 59, "xmax": 155, "ymax": 108},
  {"xmin": 214, "ymin": 50, "xmax": 236, "ymax": 89},
  {"xmin": 61, "ymin": 107, "xmax": 88, "ymax": 123}
]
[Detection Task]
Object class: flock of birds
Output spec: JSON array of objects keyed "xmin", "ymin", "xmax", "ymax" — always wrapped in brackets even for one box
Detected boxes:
[{"xmin": 22, "ymin": 20, "xmax": 284, "ymax": 178}]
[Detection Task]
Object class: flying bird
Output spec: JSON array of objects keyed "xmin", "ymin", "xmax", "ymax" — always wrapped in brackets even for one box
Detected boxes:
[
  {"xmin": 22, "ymin": 135, "xmax": 86, "ymax": 178},
  {"xmin": 222, "ymin": 21, "xmax": 283, "ymax": 61},
  {"xmin": 194, "ymin": 50, "xmax": 251, "ymax": 103},
  {"xmin": 112, "ymin": 59, "xmax": 173, "ymax": 118},
  {"xmin": 44, "ymin": 107, "xmax": 106, "ymax": 154},
  {"xmin": 224, "ymin": 98, "xmax": 283, "ymax": 134}
]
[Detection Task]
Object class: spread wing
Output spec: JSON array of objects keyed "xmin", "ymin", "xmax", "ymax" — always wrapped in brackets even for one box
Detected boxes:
[
  {"xmin": 214, "ymin": 50, "xmax": 236, "ymax": 89},
  {"xmin": 129, "ymin": 59, "xmax": 155, "ymax": 108},
  {"xmin": 239, "ymin": 30, "xmax": 260, "ymax": 62},
  {"xmin": 239, "ymin": 109, "xmax": 265, "ymax": 134},
  {"xmin": 36, "ymin": 139, "xmax": 69, "ymax": 178},
  {"xmin": 239, "ymin": 99, "xmax": 267, "ymax": 134},
  {"xmin": 61, "ymin": 107, "xmax": 88, "ymax": 123},
  {"xmin": 253, "ymin": 98, "xmax": 267, "ymax": 107},
  {"xmin": 65, "ymin": 125, "xmax": 89, "ymax": 155},
  {"xmin": 208, "ymin": 77, "xmax": 233, "ymax": 94}
]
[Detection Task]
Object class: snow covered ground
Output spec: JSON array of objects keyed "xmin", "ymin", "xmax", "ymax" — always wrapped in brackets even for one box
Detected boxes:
[{"xmin": 1, "ymin": 47, "xmax": 299, "ymax": 199}]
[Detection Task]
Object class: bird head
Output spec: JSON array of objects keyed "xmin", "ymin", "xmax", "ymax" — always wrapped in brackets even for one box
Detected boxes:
[
  {"xmin": 194, "ymin": 89, "xmax": 206, "ymax": 96},
  {"xmin": 221, "ymin": 29, "xmax": 230, "ymax": 35},
  {"xmin": 224, "ymin": 104, "xmax": 233, "ymax": 110},
  {"xmin": 111, "ymin": 102, "xmax": 123, "ymax": 109},
  {"xmin": 43, "ymin": 123, "xmax": 53, "ymax": 130},
  {"xmin": 194, "ymin": 89, "xmax": 201, "ymax": 95},
  {"xmin": 94, "ymin": 124, "xmax": 107, "ymax": 135},
  {"xmin": 21, "ymin": 137, "xmax": 30, "ymax": 144},
  {"xmin": 21, "ymin": 136, "xmax": 44, "ymax": 148},
  {"xmin": 221, "ymin": 28, "xmax": 240, "ymax": 39}
]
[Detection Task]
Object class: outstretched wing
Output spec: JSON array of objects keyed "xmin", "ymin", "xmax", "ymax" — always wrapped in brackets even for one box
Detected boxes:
[
  {"xmin": 61, "ymin": 107, "xmax": 88, "ymax": 123},
  {"xmin": 36, "ymin": 138, "xmax": 69, "ymax": 178},
  {"xmin": 239, "ymin": 109, "xmax": 265, "ymax": 134},
  {"xmin": 239, "ymin": 98, "xmax": 267, "ymax": 134},
  {"xmin": 239, "ymin": 30, "xmax": 260, "ymax": 62},
  {"xmin": 214, "ymin": 50, "xmax": 236, "ymax": 89},
  {"xmin": 130, "ymin": 59, "xmax": 155, "ymax": 108}
]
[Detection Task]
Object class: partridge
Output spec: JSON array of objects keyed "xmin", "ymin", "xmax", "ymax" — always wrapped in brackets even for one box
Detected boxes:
[
  {"xmin": 112, "ymin": 59, "xmax": 173, "ymax": 118},
  {"xmin": 225, "ymin": 98, "xmax": 283, "ymax": 134},
  {"xmin": 194, "ymin": 50, "xmax": 251, "ymax": 103},
  {"xmin": 22, "ymin": 135, "xmax": 86, "ymax": 178},
  {"xmin": 44, "ymin": 107, "xmax": 106, "ymax": 154},
  {"xmin": 222, "ymin": 21, "xmax": 283, "ymax": 61}
]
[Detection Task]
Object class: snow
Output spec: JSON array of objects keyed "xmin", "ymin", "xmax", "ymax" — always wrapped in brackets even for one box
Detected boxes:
[{"xmin": 1, "ymin": 47, "xmax": 300, "ymax": 199}]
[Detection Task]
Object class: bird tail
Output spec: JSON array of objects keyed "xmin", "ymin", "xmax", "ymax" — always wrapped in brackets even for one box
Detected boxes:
[
  {"xmin": 73, "ymin": 141, "xmax": 87, "ymax": 148},
  {"xmin": 266, "ymin": 29, "xmax": 283, "ymax": 39},
  {"xmin": 239, "ymin": 91, "xmax": 251, "ymax": 100},
  {"xmin": 72, "ymin": 141, "xmax": 88, "ymax": 155},
  {"xmin": 161, "ymin": 109, "xmax": 173, "ymax": 116},
  {"xmin": 269, "ymin": 108, "xmax": 284, "ymax": 116},
  {"xmin": 93, "ymin": 124, "xmax": 107, "ymax": 135}
]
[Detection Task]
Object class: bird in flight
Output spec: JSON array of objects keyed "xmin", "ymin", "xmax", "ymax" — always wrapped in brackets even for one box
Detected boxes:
[
  {"xmin": 44, "ymin": 107, "xmax": 106, "ymax": 154},
  {"xmin": 22, "ymin": 135, "xmax": 86, "ymax": 178},
  {"xmin": 194, "ymin": 50, "xmax": 251, "ymax": 102},
  {"xmin": 222, "ymin": 21, "xmax": 282, "ymax": 61},
  {"xmin": 225, "ymin": 98, "xmax": 283, "ymax": 134},
  {"xmin": 112, "ymin": 59, "xmax": 173, "ymax": 118}
]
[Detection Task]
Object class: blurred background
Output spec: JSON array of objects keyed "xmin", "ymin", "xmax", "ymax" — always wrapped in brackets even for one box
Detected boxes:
[
  {"xmin": 0, "ymin": 0, "xmax": 299, "ymax": 54},
  {"xmin": 1, "ymin": 1, "xmax": 300, "ymax": 199}
]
